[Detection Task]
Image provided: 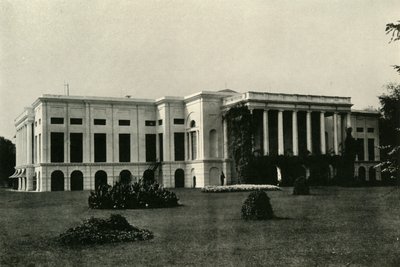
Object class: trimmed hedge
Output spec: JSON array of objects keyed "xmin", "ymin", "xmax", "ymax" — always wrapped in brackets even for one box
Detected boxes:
[
  {"xmin": 241, "ymin": 190, "xmax": 274, "ymax": 220},
  {"xmin": 88, "ymin": 180, "xmax": 179, "ymax": 209},
  {"xmin": 58, "ymin": 214, "xmax": 153, "ymax": 245},
  {"xmin": 293, "ymin": 176, "xmax": 310, "ymax": 195}
]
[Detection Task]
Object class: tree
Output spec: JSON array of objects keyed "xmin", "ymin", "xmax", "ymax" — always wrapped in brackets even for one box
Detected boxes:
[
  {"xmin": 386, "ymin": 21, "xmax": 400, "ymax": 74},
  {"xmin": 0, "ymin": 136, "xmax": 16, "ymax": 187}
]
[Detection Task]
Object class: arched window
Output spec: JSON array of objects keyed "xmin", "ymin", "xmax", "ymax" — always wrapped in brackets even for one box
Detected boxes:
[
  {"xmin": 209, "ymin": 129, "xmax": 218, "ymax": 158},
  {"xmin": 190, "ymin": 120, "xmax": 196, "ymax": 128},
  {"xmin": 174, "ymin": 169, "xmax": 185, "ymax": 188},
  {"xmin": 143, "ymin": 169, "xmax": 155, "ymax": 183},
  {"xmin": 358, "ymin": 166, "xmax": 366, "ymax": 181},
  {"xmin": 120, "ymin": 170, "xmax": 132, "ymax": 184},
  {"xmin": 51, "ymin": 170, "xmax": 64, "ymax": 191},
  {"xmin": 71, "ymin": 170, "xmax": 84, "ymax": 191},
  {"xmin": 95, "ymin": 170, "xmax": 108, "ymax": 190}
]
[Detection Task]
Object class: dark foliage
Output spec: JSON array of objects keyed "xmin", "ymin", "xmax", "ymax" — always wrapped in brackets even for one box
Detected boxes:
[
  {"xmin": 0, "ymin": 137, "xmax": 15, "ymax": 187},
  {"xmin": 88, "ymin": 180, "xmax": 179, "ymax": 209},
  {"xmin": 58, "ymin": 214, "xmax": 153, "ymax": 245},
  {"xmin": 293, "ymin": 176, "xmax": 310, "ymax": 195},
  {"xmin": 241, "ymin": 190, "xmax": 274, "ymax": 220}
]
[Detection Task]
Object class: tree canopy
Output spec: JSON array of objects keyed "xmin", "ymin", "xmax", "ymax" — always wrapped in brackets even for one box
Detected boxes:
[{"xmin": 0, "ymin": 137, "xmax": 15, "ymax": 186}]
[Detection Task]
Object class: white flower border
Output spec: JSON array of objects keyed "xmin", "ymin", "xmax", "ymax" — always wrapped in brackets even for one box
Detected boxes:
[{"xmin": 201, "ymin": 184, "xmax": 281, "ymax": 193}]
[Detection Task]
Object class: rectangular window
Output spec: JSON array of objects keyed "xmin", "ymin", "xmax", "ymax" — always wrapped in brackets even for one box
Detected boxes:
[
  {"xmin": 51, "ymin": 117, "xmax": 64, "ymax": 124},
  {"xmin": 34, "ymin": 135, "xmax": 37, "ymax": 163},
  {"xmin": 119, "ymin": 134, "xmax": 131, "ymax": 162},
  {"xmin": 174, "ymin": 132, "xmax": 185, "ymax": 161},
  {"xmin": 356, "ymin": 127, "xmax": 364, "ymax": 133},
  {"xmin": 51, "ymin": 132, "xmax": 64, "ymax": 162},
  {"xmin": 70, "ymin": 133, "xmax": 83, "ymax": 163},
  {"xmin": 357, "ymin": 138, "xmax": 364, "ymax": 161},
  {"xmin": 367, "ymin": 128, "xmax": 374, "ymax": 133},
  {"xmin": 145, "ymin": 134, "xmax": 156, "ymax": 162},
  {"xmin": 174, "ymin": 119, "xmax": 185, "ymax": 125},
  {"xmin": 191, "ymin": 131, "xmax": 197, "ymax": 160},
  {"xmin": 368, "ymin": 138, "xmax": 375, "ymax": 161},
  {"xmin": 94, "ymin": 119, "xmax": 106, "ymax": 125},
  {"xmin": 145, "ymin": 120, "xmax": 156, "ymax": 126},
  {"xmin": 158, "ymin": 119, "xmax": 163, "ymax": 126},
  {"xmin": 94, "ymin": 133, "xmax": 107, "ymax": 162},
  {"xmin": 119, "ymin": 120, "xmax": 130, "ymax": 126},
  {"xmin": 38, "ymin": 134, "xmax": 41, "ymax": 162},
  {"xmin": 158, "ymin": 133, "xmax": 163, "ymax": 161},
  {"xmin": 70, "ymin": 118, "xmax": 83, "ymax": 125}
]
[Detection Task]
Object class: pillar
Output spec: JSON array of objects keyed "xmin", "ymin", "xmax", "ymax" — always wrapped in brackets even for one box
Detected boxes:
[
  {"xmin": 346, "ymin": 112, "xmax": 351, "ymax": 128},
  {"xmin": 223, "ymin": 119, "xmax": 228, "ymax": 158},
  {"xmin": 333, "ymin": 112, "xmax": 339, "ymax": 155},
  {"xmin": 26, "ymin": 122, "xmax": 33, "ymax": 191},
  {"xmin": 292, "ymin": 110, "xmax": 298, "ymax": 156},
  {"xmin": 320, "ymin": 111, "xmax": 326, "ymax": 154},
  {"xmin": 278, "ymin": 110, "xmax": 284, "ymax": 155},
  {"xmin": 306, "ymin": 111, "xmax": 312, "ymax": 154},
  {"xmin": 18, "ymin": 177, "xmax": 22, "ymax": 191},
  {"xmin": 263, "ymin": 110, "xmax": 269, "ymax": 155}
]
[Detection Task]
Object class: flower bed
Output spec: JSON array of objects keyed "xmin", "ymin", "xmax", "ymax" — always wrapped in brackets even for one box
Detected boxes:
[
  {"xmin": 58, "ymin": 214, "xmax": 153, "ymax": 246},
  {"xmin": 201, "ymin": 184, "xmax": 281, "ymax": 193}
]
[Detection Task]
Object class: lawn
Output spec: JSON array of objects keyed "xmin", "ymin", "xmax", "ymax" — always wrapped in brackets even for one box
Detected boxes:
[{"xmin": 1, "ymin": 186, "xmax": 400, "ymax": 266}]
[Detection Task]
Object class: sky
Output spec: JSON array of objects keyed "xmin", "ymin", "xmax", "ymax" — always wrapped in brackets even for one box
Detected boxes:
[{"xmin": 0, "ymin": 0, "xmax": 399, "ymax": 140}]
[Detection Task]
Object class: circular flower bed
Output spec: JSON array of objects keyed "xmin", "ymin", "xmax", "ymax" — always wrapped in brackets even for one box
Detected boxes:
[
  {"xmin": 202, "ymin": 184, "xmax": 281, "ymax": 193},
  {"xmin": 58, "ymin": 214, "xmax": 153, "ymax": 246}
]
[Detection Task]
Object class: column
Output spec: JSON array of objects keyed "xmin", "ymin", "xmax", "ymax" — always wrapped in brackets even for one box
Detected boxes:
[
  {"xmin": 26, "ymin": 122, "xmax": 33, "ymax": 191},
  {"xmin": 333, "ymin": 112, "xmax": 339, "ymax": 154},
  {"xmin": 306, "ymin": 111, "xmax": 312, "ymax": 153},
  {"xmin": 346, "ymin": 112, "xmax": 351, "ymax": 128},
  {"xmin": 223, "ymin": 119, "xmax": 228, "ymax": 158},
  {"xmin": 263, "ymin": 110, "xmax": 269, "ymax": 155},
  {"xmin": 320, "ymin": 112, "xmax": 326, "ymax": 154},
  {"xmin": 292, "ymin": 110, "xmax": 298, "ymax": 156},
  {"xmin": 18, "ymin": 177, "xmax": 22, "ymax": 191},
  {"xmin": 278, "ymin": 110, "xmax": 284, "ymax": 155}
]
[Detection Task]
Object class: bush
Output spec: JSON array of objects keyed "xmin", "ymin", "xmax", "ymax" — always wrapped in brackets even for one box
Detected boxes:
[
  {"xmin": 88, "ymin": 180, "xmax": 179, "ymax": 209},
  {"xmin": 58, "ymin": 214, "xmax": 153, "ymax": 245},
  {"xmin": 293, "ymin": 176, "xmax": 310, "ymax": 195},
  {"xmin": 241, "ymin": 190, "xmax": 274, "ymax": 220}
]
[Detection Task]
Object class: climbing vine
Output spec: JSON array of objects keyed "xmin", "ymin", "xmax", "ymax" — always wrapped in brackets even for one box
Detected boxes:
[{"xmin": 224, "ymin": 104, "xmax": 254, "ymax": 184}]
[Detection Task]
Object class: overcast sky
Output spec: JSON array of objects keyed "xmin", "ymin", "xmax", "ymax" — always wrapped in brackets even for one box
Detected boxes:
[{"xmin": 1, "ymin": 0, "xmax": 399, "ymax": 140}]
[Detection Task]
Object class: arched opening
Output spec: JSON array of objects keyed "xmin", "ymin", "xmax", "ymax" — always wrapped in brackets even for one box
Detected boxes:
[
  {"xmin": 209, "ymin": 167, "xmax": 220, "ymax": 186},
  {"xmin": 120, "ymin": 170, "xmax": 132, "ymax": 184},
  {"xmin": 33, "ymin": 173, "xmax": 37, "ymax": 191},
  {"xmin": 51, "ymin": 170, "xmax": 64, "ymax": 191},
  {"xmin": 276, "ymin": 166, "xmax": 282, "ymax": 184},
  {"xmin": 71, "ymin": 170, "xmax": 84, "ymax": 191},
  {"xmin": 191, "ymin": 168, "xmax": 196, "ymax": 188},
  {"xmin": 174, "ymin": 169, "xmax": 185, "ymax": 188},
  {"xmin": 95, "ymin": 170, "xmax": 108, "ymax": 190},
  {"xmin": 369, "ymin": 167, "xmax": 376, "ymax": 182},
  {"xmin": 328, "ymin": 164, "xmax": 334, "ymax": 179},
  {"xmin": 358, "ymin": 166, "xmax": 366, "ymax": 181},
  {"xmin": 209, "ymin": 129, "xmax": 218, "ymax": 158},
  {"xmin": 37, "ymin": 171, "xmax": 40, "ymax": 191},
  {"xmin": 143, "ymin": 169, "xmax": 155, "ymax": 183}
]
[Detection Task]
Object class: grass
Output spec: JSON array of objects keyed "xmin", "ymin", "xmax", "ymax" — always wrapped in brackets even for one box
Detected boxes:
[{"xmin": 1, "ymin": 186, "xmax": 400, "ymax": 266}]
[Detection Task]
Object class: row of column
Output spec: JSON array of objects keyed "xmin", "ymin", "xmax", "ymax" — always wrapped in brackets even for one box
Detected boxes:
[{"xmin": 263, "ymin": 110, "xmax": 351, "ymax": 156}]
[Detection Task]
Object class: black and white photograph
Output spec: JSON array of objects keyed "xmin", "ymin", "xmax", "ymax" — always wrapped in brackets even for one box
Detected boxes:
[{"xmin": 0, "ymin": 0, "xmax": 399, "ymax": 266}]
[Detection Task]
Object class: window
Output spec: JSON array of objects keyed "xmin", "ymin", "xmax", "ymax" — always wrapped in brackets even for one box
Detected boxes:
[
  {"xmin": 70, "ymin": 118, "xmax": 83, "ymax": 125},
  {"xmin": 368, "ymin": 139, "xmax": 375, "ymax": 161},
  {"xmin": 51, "ymin": 117, "xmax": 64, "ymax": 124},
  {"xmin": 145, "ymin": 120, "xmax": 156, "ymax": 126},
  {"xmin": 174, "ymin": 133, "xmax": 185, "ymax": 161},
  {"xmin": 94, "ymin": 133, "xmax": 107, "ymax": 162},
  {"xmin": 94, "ymin": 119, "xmax": 106, "ymax": 125},
  {"xmin": 158, "ymin": 119, "xmax": 163, "ymax": 126},
  {"xmin": 119, "ymin": 134, "xmax": 131, "ymax": 162},
  {"xmin": 174, "ymin": 119, "xmax": 185, "ymax": 125},
  {"xmin": 70, "ymin": 133, "xmax": 83, "ymax": 162},
  {"xmin": 35, "ymin": 121, "xmax": 37, "ymax": 127},
  {"xmin": 367, "ymin": 128, "xmax": 374, "ymax": 133},
  {"xmin": 356, "ymin": 127, "xmax": 364, "ymax": 133},
  {"xmin": 190, "ymin": 131, "xmax": 197, "ymax": 160},
  {"xmin": 158, "ymin": 133, "xmax": 163, "ymax": 161},
  {"xmin": 356, "ymin": 138, "xmax": 364, "ymax": 161},
  {"xmin": 119, "ymin": 120, "xmax": 130, "ymax": 126},
  {"xmin": 145, "ymin": 134, "xmax": 156, "ymax": 162},
  {"xmin": 51, "ymin": 132, "xmax": 64, "ymax": 162},
  {"xmin": 190, "ymin": 120, "xmax": 196, "ymax": 128},
  {"xmin": 39, "ymin": 118, "xmax": 41, "ymax": 125},
  {"xmin": 38, "ymin": 134, "xmax": 41, "ymax": 162}
]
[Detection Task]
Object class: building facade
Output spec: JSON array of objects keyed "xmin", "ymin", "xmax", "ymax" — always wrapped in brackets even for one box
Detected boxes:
[{"xmin": 10, "ymin": 90, "xmax": 381, "ymax": 191}]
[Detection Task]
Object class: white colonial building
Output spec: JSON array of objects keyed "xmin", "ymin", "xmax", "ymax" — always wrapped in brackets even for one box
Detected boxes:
[{"xmin": 10, "ymin": 90, "xmax": 381, "ymax": 191}]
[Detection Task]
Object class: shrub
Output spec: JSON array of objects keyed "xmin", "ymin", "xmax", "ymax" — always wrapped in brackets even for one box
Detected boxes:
[
  {"xmin": 58, "ymin": 214, "xmax": 153, "ymax": 246},
  {"xmin": 88, "ymin": 180, "xmax": 179, "ymax": 209},
  {"xmin": 293, "ymin": 176, "xmax": 310, "ymax": 195},
  {"xmin": 241, "ymin": 190, "xmax": 274, "ymax": 220}
]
